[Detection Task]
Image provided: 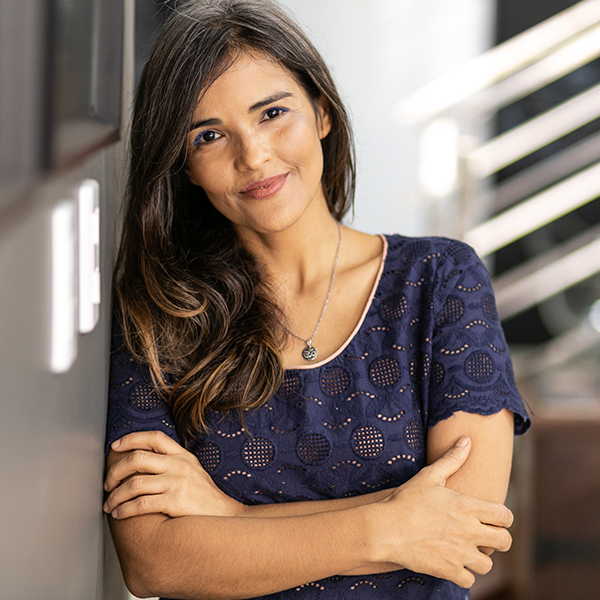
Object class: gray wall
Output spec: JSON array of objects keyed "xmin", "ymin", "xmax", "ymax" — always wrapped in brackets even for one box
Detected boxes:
[{"xmin": 0, "ymin": 1, "xmax": 134, "ymax": 598}]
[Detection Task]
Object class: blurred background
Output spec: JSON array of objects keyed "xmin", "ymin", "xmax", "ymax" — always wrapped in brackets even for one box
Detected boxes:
[{"xmin": 1, "ymin": 0, "xmax": 599, "ymax": 598}]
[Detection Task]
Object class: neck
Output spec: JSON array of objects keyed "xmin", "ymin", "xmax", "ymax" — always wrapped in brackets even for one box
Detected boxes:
[{"xmin": 235, "ymin": 204, "xmax": 342, "ymax": 297}]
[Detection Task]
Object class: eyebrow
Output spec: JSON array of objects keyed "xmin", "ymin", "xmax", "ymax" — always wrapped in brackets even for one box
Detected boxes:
[{"xmin": 189, "ymin": 91, "xmax": 294, "ymax": 132}]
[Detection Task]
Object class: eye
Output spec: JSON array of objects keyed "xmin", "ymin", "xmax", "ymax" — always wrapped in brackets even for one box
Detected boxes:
[
  {"xmin": 263, "ymin": 106, "xmax": 289, "ymax": 120},
  {"xmin": 193, "ymin": 129, "xmax": 221, "ymax": 147}
]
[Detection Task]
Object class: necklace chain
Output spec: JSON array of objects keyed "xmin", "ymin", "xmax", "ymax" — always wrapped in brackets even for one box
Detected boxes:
[{"xmin": 274, "ymin": 222, "xmax": 342, "ymax": 361}]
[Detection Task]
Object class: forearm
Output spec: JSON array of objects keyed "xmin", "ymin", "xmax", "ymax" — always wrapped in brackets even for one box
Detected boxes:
[
  {"xmin": 243, "ymin": 488, "xmax": 392, "ymax": 518},
  {"xmin": 110, "ymin": 505, "xmax": 378, "ymax": 600}
]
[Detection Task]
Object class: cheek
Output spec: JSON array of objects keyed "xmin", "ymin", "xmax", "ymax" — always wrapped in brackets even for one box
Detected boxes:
[{"xmin": 275, "ymin": 116, "xmax": 324, "ymax": 170}]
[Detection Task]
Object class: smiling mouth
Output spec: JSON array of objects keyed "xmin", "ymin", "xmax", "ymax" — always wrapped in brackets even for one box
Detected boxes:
[{"xmin": 240, "ymin": 173, "xmax": 289, "ymax": 199}]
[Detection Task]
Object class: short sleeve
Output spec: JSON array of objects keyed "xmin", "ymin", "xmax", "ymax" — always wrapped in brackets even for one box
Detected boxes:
[
  {"xmin": 427, "ymin": 241, "xmax": 531, "ymax": 434},
  {"xmin": 105, "ymin": 320, "xmax": 181, "ymax": 456}
]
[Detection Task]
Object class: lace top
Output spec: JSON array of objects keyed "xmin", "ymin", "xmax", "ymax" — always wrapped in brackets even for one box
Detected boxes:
[{"xmin": 106, "ymin": 235, "xmax": 531, "ymax": 600}]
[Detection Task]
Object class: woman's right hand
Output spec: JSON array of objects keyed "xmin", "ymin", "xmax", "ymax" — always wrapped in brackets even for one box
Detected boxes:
[{"xmin": 372, "ymin": 436, "xmax": 513, "ymax": 588}]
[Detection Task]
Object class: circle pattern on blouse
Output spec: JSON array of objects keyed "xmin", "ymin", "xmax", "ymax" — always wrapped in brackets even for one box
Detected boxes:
[
  {"xmin": 380, "ymin": 293, "xmax": 408, "ymax": 320},
  {"xmin": 369, "ymin": 356, "xmax": 401, "ymax": 388},
  {"xmin": 297, "ymin": 433, "xmax": 331, "ymax": 465},
  {"xmin": 242, "ymin": 437, "xmax": 276, "ymax": 469},
  {"xmin": 483, "ymin": 294, "xmax": 499, "ymax": 321},
  {"xmin": 405, "ymin": 420, "xmax": 424, "ymax": 451},
  {"xmin": 351, "ymin": 425, "xmax": 385, "ymax": 459},
  {"xmin": 277, "ymin": 371, "xmax": 301, "ymax": 400},
  {"xmin": 436, "ymin": 295, "xmax": 465, "ymax": 326},
  {"xmin": 194, "ymin": 441, "xmax": 222, "ymax": 473},
  {"xmin": 129, "ymin": 383, "xmax": 163, "ymax": 410},
  {"xmin": 320, "ymin": 366, "xmax": 352, "ymax": 396},
  {"xmin": 466, "ymin": 351, "xmax": 494, "ymax": 381}
]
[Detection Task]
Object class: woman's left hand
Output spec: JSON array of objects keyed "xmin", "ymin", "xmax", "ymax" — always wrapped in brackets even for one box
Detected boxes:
[{"xmin": 103, "ymin": 430, "xmax": 243, "ymax": 520}]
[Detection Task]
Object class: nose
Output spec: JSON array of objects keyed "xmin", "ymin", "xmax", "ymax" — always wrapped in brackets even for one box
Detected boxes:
[{"xmin": 234, "ymin": 131, "xmax": 270, "ymax": 171}]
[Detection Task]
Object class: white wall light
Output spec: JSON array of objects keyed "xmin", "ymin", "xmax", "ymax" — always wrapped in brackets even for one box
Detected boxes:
[
  {"xmin": 51, "ymin": 200, "xmax": 77, "ymax": 373},
  {"xmin": 78, "ymin": 179, "xmax": 101, "ymax": 334}
]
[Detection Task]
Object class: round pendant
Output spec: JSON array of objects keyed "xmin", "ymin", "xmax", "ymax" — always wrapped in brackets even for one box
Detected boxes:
[{"xmin": 302, "ymin": 344, "xmax": 318, "ymax": 361}]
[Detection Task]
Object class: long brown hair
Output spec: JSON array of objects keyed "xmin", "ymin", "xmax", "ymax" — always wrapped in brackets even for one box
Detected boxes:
[{"xmin": 114, "ymin": 0, "xmax": 356, "ymax": 447}]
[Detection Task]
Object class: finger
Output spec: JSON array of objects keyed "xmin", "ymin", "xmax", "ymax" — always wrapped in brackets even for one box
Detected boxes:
[
  {"xmin": 111, "ymin": 430, "xmax": 183, "ymax": 455},
  {"xmin": 422, "ymin": 436, "xmax": 471, "ymax": 486},
  {"xmin": 104, "ymin": 449, "xmax": 170, "ymax": 492},
  {"xmin": 484, "ymin": 525, "xmax": 512, "ymax": 553},
  {"xmin": 464, "ymin": 551, "xmax": 493, "ymax": 577},
  {"xmin": 452, "ymin": 568, "xmax": 476, "ymax": 589},
  {"xmin": 104, "ymin": 474, "xmax": 171, "ymax": 514},
  {"xmin": 108, "ymin": 493, "xmax": 167, "ymax": 520},
  {"xmin": 477, "ymin": 502, "xmax": 514, "ymax": 529}
]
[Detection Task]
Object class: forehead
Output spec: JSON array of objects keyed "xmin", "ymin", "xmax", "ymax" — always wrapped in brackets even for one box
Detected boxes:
[{"xmin": 193, "ymin": 52, "xmax": 305, "ymax": 116}]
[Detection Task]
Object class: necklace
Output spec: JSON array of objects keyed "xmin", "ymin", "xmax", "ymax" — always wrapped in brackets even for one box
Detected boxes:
[{"xmin": 275, "ymin": 222, "xmax": 342, "ymax": 362}]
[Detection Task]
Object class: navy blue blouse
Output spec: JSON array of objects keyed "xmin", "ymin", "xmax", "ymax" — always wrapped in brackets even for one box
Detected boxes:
[{"xmin": 106, "ymin": 235, "xmax": 530, "ymax": 600}]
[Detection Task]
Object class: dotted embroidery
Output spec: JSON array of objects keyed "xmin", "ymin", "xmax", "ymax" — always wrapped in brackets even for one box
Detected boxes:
[
  {"xmin": 392, "ymin": 343, "xmax": 413, "ymax": 351},
  {"xmin": 441, "ymin": 270, "xmax": 462, "ymax": 288},
  {"xmin": 114, "ymin": 376, "xmax": 134, "ymax": 388},
  {"xmin": 350, "ymin": 580, "xmax": 377, "ymax": 590},
  {"xmin": 398, "ymin": 576, "xmax": 426, "ymax": 588},
  {"xmin": 296, "ymin": 396, "xmax": 323, "ymax": 407},
  {"xmin": 361, "ymin": 478, "xmax": 392, "ymax": 489},
  {"xmin": 216, "ymin": 428, "xmax": 245, "ymax": 438},
  {"xmin": 465, "ymin": 319, "xmax": 489, "ymax": 329},
  {"xmin": 376, "ymin": 410, "xmax": 405, "ymax": 422},
  {"xmin": 440, "ymin": 344, "xmax": 469, "ymax": 355},
  {"xmin": 323, "ymin": 417, "xmax": 352, "ymax": 430},
  {"xmin": 344, "ymin": 351, "xmax": 369, "ymax": 361},
  {"xmin": 195, "ymin": 442, "xmax": 221, "ymax": 473},
  {"xmin": 444, "ymin": 390, "xmax": 469, "ymax": 399},
  {"xmin": 332, "ymin": 459, "xmax": 362, "ymax": 470},
  {"xmin": 403, "ymin": 277, "xmax": 426, "ymax": 287},
  {"xmin": 223, "ymin": 470, "xmax": 252, "ymax": 480},
  {"xmin": 489, "ymin": 343, "xmax": 505, "ymax": 353},
  {"xmin": 457, "ymin": 282, "xmax": 483, "ymax": 292},
  {"xmin": 387, "ymin": 453, "xmax": 417, "ymax": 464},
  {"xmin": 271, "ymin": 424, "xmax": 300, "ymax": 434},
  {"xmin": 295, "ymin": 583, "xmax": 326, "ymax": 592},
  {"xmin": 346, "ymin": 391, "xmax": 376, "ymax": 401},
  {"xmin": 422, "ymin": 252, "xmax": 442, "ymax": 262}
]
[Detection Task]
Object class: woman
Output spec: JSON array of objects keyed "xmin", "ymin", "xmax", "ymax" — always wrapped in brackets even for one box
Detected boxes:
[{"xmin": 103, "ymin": 1, "xmax": 530, "ymax": 598}]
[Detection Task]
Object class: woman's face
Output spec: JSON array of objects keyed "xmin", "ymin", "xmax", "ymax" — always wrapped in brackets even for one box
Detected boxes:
[{"xmin": 184, "ymin": 52, "xmax": 331, "ymax": 236}]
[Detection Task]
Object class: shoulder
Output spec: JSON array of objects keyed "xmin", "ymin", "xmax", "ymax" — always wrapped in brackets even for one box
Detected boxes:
[{"xmin": 383, "ymin": 234, "xmax": 482, "ymax": 267}]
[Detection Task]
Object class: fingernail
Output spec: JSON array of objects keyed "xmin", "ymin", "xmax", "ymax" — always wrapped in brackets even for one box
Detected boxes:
[
  {"xmin": 112, "ymin": 439, "xmax": 121, "ymax": 449},
  {"xmin": 103, "ymin": 503, "xmax": 108, "ymax": 512},
  {"xmin": 456, "ymin": 436, "xmax": 469, "ymax": 447},
  {"xmin": 111, "ymin": 510, "xmax": 118, "ymax": 519}
]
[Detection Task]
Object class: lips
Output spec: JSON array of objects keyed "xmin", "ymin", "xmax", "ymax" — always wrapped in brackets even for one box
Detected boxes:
[{"xmin": 240, "ymin": 173, "xmax": 289, "ymax": 199}]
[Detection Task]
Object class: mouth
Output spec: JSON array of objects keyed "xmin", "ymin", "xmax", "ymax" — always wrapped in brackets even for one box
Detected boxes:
[{"xmin": 240, "ymin": 173, "xmax": 289, "ymax": 199}]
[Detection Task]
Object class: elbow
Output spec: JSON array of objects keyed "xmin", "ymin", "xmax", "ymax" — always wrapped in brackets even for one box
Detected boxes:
[{"xmin": 119, "ymin": 549, "xmax": 169, "ymax": 599}]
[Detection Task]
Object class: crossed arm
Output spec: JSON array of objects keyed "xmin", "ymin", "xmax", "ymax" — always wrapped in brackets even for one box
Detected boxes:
[{"xmin": 104, "ymin": 409, "xmax": 515, "ymax": 599}]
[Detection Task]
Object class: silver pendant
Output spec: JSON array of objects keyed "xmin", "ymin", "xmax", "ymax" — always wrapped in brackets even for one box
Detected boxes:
[{"xmin": 302, "ymin": 344, "xmax": 318, "ymax": 361}]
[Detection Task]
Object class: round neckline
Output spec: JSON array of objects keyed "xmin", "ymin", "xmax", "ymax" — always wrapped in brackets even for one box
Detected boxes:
[{"xmin": 285, "ymin": 234, "xmax": 389, "ymax": 371}]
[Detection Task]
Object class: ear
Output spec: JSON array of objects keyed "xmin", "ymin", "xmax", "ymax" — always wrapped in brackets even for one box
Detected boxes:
[{"xmin": 316, "ymin": 95, "xmax": 332, "ymax": 140}]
